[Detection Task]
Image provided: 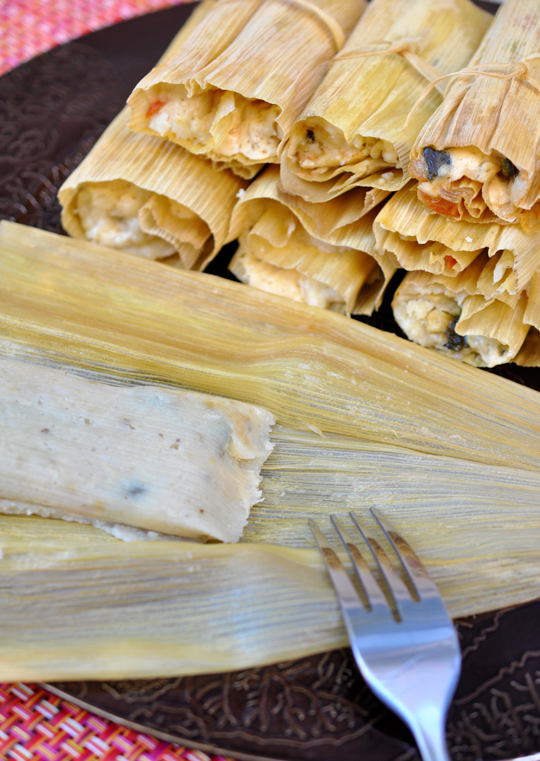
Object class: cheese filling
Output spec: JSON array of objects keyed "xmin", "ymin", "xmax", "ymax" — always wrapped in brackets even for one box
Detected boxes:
[
  {"xmin": 147, "ymin": 86, "xmax": 282, "ymax": 162},
  {"xmin": 414, "ymin": 147, "xmax": 526, "ymax": 222},
  {"xmin": 233, "ymin": 248, "xmax": 344, "ymax": 311},
  {"xmin": 286, "ymin": 119, "xmax": 398, "ymax": 179},
  {"xmin": 393, "ymin": 282, "xmax": 512, "ymax": 368},
  {"xmin": 76, "ymin": 181, "xmax": 176, "ymax": 259}
]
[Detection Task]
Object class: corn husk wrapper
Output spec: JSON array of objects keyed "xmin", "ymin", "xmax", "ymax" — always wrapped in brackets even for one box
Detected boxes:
[
  {"xmin": 59, "ymin": 106, "xmax": 247, "ymax": 270},
  {"xmin": 280, "ymin": 0, "xmax": 490, "ymax": 202},
  {"xmin": 1, "ymin": 424, "xmax": 540, "ymax": 680},
  {"xmin": 0, "ymin": 357, "xmax": 275, "ymax": 542},
  {"xmin": 3, "ymin": 221, "xmax": 540, "ymax": 471},
  {"xmin": 391, "ymin": 268, "xmax": 540, "ymax": 367},
  {"xmin": 410, "ymin": 0, "xmax": 540, "ymax": 230},
  {"xmin": 228, "ymin": 167, "xmax": 394, "ymax": 316},
  {"xmin": 374, "ymin": 187, "xmax": 540, "ymax": 295},
  {"xmin": 128, "ymin": 0, "xmax": 366, "ymax": 179},
  {"xmin": 1, "ymin": 222, "xmax": 540, "ymax": 679}
]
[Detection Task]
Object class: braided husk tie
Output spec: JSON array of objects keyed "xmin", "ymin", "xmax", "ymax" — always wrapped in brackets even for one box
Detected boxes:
[
  {"xmin": 332, "ymin": 37, "xmax": 444, "ymax": 88},
  {"xmin": 285, "ymin": 0, "xmax": 346, "ymax": 50},
  {"xmin": 405, "ymin": 53, "xmax": 540, "ymax": 126}
]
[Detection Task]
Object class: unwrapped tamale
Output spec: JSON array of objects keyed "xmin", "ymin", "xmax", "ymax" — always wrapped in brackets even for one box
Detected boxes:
[
  {"xmin": 374, "ymin": 186, "xmax": 540, "ymax": 295},
  {"xmin": 392, "ymin": 268, "xmax": 540, "ymax": 367},
  {"xmin": 280, "ymin": 0, "xmax": 490, "ymax": 202},
  {"xmin": 0, "ymin": 357, "xmax": 274, "ymax": 541},
  {"xmin": 3, "ymin": 221, "xmax": 540, "ymax": 471},
  {"xmin": 127, "ymin": 0, "xmax": 365, "ymax": 178},
  {"xmin": 59, "ymin": 106, "xmax": 247, "ymax": 270},
  {"xmin": 227, "ymin": 166, "xmax": 394, "ymax": 315},
  {"xmin": 409, "ymin": 0, "xmax": 540, "ymax": 230}
]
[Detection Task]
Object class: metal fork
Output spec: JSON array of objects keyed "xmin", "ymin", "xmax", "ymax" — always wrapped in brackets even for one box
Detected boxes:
[{"xmin": 310, "ymin": 508, "xmax": 461, "ymax": 761}]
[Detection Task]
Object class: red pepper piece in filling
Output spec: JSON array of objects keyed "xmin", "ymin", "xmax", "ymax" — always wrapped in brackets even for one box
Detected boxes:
[
  {"xmin": 146, "ymin": 100, "xmax": 166, "ymax": 118},
  {"xmin": 445, "ymin": 255, "xmax": 457, "ymax": 269},
  {"xmin": 418, "ymin": 189, "xmax": 460, "ymax": 219}
]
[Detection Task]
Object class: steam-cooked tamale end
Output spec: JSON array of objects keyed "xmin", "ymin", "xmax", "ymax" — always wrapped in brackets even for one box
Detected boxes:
[
  {"xmin": 59, "ymin": 107, "xmax": 247, "ymax": 271},
  {"xmin": 374, "ymin": 186, "xmax": 540, "ymax": 294},
  {"xmin": 280, "ymin": 0, "xmax": 490, "ymax": 202},
  {"xmin": 128, "ymin": 0, "xmax": 365, "ymax": 177},
  {"xmin": 409, "ymin": 0, "xmax": 540, "ymax": 230},
  {"xmin": 392, "ymin": 270, "xmax": 531, "ymax": 367},
  {"xmin": 227, "ymin": 167, "xmax": 393, "ymax": 316},
  {"xmin": 0, "ymin": 358, "xmax": 275, "ymax": 542}
]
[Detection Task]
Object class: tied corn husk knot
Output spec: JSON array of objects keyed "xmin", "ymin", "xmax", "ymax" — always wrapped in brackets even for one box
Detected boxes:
[
  {"xmin": 405, "ymin": 53, "xmax": 540, "ymax": 127},
  {"xmin": 332, "ymin": 36, "xmax": 444, "ymax": 90},
  {"xmin": 285, "ymin": 0, "xmax": 346, "ymax": 50}
]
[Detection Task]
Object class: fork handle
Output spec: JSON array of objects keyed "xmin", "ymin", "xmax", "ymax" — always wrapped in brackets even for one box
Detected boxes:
[{"xmin": 410, "ymin": 712, "xmax": 451, "ymax": 761}]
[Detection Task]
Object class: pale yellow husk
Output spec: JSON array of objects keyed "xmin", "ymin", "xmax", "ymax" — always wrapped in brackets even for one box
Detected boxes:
[
  {"xmin": 280, "ymin": 0, "xmax": 490, "ymax": 202},
  {"xmin": 2, "ymin": 221, "xmax": 540, "ymax": 471},
  {"xmin": 127, "ymin": 0, "xmax": 365, "ymax": 178},
  {"xmin": 1, "ymin": 222, "xmax": 540, "ymax": 679},
  {"xmin": 227, "ymin": 167, "xmax": 394, "ymax": 316},
  {"xmin": 59, "ymin": 106, "xmax": 247, "ymax": 270},
  {"xmin": 392, "ymin": 269, "xmax": 537, "ymax": 367},
  {"xmin": 1, "ymin": 422, "xmax": 540, "ymax": 680},
  {"xmin": 410, "ymin": 0, "xmax": 540, "ymax": 230},
  {"xmin": 374, "ymin": 186, "xmax": 540, "ymax": 294}
]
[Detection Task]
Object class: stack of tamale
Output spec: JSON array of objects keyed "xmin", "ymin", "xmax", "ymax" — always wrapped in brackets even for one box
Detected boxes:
[{"xmin": 385, "ymin": 0, "xmax": 540, "ymax": 367}]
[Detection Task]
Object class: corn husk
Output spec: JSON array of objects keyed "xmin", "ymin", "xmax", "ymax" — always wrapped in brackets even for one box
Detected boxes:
[
  {"xmin": 127, "ymin": 0, "xmax": 366, "ymax": 179},
  {"xmin": 0, "ymin": 357, "xmax": 274, "ymax": 542},
  {"xmin": 1, "ymin": 222, "xmax": 540, "ymax": 679},
  {"xmin": 3, "ymin": 221, "xmax": 540, "ymax": 472},
  {"xmin": 410, "ymin": 0, "xmax": 540, "ymax": 231},
  {"xmin": 392, "ymin": 269, "xmax": 536, "ymax": 367},
  {"xmin": 1, "ymin": 424, "xmax": 540, "ymax": 680},
  {"xmin": 374, "ymin": 186, "xmax": 540, "ymax": 295},
  {"xmin": 59, "ymin": 106, "xmax": 247, "ymax": 270},
  {"xmin": 280, "ymin": 0, "xmax": 490, "ymax": 202},
  {"xmin": 227, "ymin": 167, "xmax": 394, "ymax": 316}
]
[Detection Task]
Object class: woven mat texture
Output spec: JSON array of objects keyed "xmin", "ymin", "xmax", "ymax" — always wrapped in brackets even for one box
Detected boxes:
[
  {"xmin": 0, "ymin": 7, "xmax": 237, "ymax": 761},
  {"xmin": 0, "ymin": 0, "xmax": 190, "ymax": 76},
  {"xmin": 0, "ymin": 683, "xmax": 235, "ymax": 761}
]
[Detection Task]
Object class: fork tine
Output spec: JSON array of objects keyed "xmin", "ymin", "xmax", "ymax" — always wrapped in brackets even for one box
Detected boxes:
[
  {"xmin": 309, "ymin": 519, "xmax": 368, "ymax": 611},
  {"xmin": 370, "ymin": 507, "xmax": 441, "ymax": 600},
  {"xmin": 330, "ymin": 516, "xmax": 392, "ymax": 616},
  {"xmin": 349, "ymin": 511, "xmax": 416, "ymax": 617}
]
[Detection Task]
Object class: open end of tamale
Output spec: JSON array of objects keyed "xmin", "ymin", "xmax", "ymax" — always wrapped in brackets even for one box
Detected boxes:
[
  {"xmin": 279, "ymin": 0, "xmax": 491, "ymax": 202},
  {"xmin": 409, "ymin": 0, "xmax": 540, "ymax": 231},
  {"xmin": 127, "ymin": 0, "xmax": 366, "ymax": 177}
]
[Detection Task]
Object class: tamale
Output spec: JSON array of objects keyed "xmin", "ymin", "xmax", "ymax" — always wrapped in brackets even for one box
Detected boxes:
[
  {"xmin": 409, "ymin": 0, "xmax": 540, "ymax": 230},
  {"xmin": 227, "ymin": 167, "xmax": 394, "ymax": 316},
  {"xmin": 59, "ymin": 106, "xmax": 247, "ymax": 270},
  {"xmin": 392, "ymin": 268, "xmax": 539, "ymax": 367},
  {"xmin": 1, "ymin": 424, "xmax": 540, "ymax": 679},
  {"xmin": 280, "ymin": 0, "xmax": 490, "ymax": 202},
  {"xmin": 3, "ymin": 221, "xmax": 540, "ymax": 471},
  {"xmin": 0, "ymin": 357, "xmax": 274, "ymax": 541},
  {"xmin": 127, "ymin": 0, "xmax": 366, "ymax": 179},
  {"xmin": 374, "ymin": 186, "xmax": 540, "ymax": 295}
]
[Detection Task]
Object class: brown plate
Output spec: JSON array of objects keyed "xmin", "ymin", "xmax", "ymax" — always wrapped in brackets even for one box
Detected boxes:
[{"xmin": 1, "ymin": 4, "xmax": 540, "ymax": 760}]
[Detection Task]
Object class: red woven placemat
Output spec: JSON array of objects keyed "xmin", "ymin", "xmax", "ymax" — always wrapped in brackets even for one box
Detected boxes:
[
  {"xmin": 0, "ymin": 683, "xmax": 235, "ymax": 761},
  {"xmin": 0, "ymin": 0, "xmax": 190, "ymax": 76}
]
